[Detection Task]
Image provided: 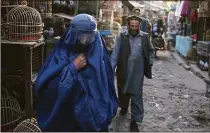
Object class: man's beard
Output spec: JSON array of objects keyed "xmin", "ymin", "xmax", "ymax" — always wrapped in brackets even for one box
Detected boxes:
[{"xmin": 128, "ymin": 29, "xmax": 139, "ymax": 37}]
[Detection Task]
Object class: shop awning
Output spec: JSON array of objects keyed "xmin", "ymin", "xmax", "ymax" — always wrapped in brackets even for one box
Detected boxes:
[
  {"xmin": 143, "ymin": 1, "xmax": 164, "ymax": 10},
  {"xmin": 128, "ymin": 1, "xmax": 145, "ymax": 8}
]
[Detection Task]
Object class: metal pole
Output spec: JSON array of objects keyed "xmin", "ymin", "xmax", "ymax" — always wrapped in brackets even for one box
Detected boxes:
[
  {"xmin": 96, "ymin": 0, "xmax": 100, "ymax": 18},
  {"xmin": 74, "ymin": 0, "xmax": 78, "ymax": 15}
]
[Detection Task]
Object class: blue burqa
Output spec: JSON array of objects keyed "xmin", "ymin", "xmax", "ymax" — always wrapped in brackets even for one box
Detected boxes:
[{"xmin": 35, "ymin": 15, "xmax": 118, "ymax": 132}]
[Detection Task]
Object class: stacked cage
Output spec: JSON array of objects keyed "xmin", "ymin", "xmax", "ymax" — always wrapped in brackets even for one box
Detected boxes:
[
  {"xmin": 1, "ymin": 0, "xmax": 52, "ymax": 20},
  {"xmin": 1, "ymin": 86, "xmax": 23, "ymax": 132},
  {"xmin": 197, "ymin": 41, "xmax": 210, "ymax": 71},
  {"xmin": 1, "ymin": 0, "xmax": 23, "ymax": 17},
  {"xmin": 197, "ymin": 41, "xmax": 210, "ymax": 57},
  {"xmin": 98, "ymin": 0, "xmax": 122, "ymax": 54},
  {"xmin": 1, "ymin": 5, "xmax": 45, "ymax": 122},
  {"xmin": 27, "ymin": 0, "xmax": 52, "ymax": 18},
  {"xmin": 1, "ymin": 0, "xmax": 22, "ymax": 40},
  {"xmin": 199, "ymin": 0, "xmax": 210, "ymax": 18},
  {"xmin": 13, "ymin": 118, "xmax": 41, "ymax": 132}
]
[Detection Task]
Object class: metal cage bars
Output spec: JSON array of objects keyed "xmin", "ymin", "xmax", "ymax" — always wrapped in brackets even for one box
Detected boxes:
[
  {"xmin": 1, "ymin": 95, "xmax": 23, "ymax": 132},
  {"xmin": 13, "ymin": 118, "xmax": 41, "ymax": 132},
  {"xmin": 6, "ymin": 5, "xmax": 43, "ymax": 42}
]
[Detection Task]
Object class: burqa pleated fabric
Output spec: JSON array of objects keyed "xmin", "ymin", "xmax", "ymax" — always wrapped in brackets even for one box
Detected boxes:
[{"xmin": 35, "ymin": 14, "xmax": 118, "ymax": 132}]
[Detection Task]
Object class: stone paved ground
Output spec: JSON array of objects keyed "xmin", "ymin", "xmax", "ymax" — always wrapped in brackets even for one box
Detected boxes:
[{"xmin": 110, "ymin": 51, "xmax": 210, "ymax": 132}]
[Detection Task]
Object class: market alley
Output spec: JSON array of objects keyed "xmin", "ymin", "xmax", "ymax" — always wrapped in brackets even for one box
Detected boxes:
[{"xmin": 110, "ymin": 51, "xmax": 210, "ymax": 132}]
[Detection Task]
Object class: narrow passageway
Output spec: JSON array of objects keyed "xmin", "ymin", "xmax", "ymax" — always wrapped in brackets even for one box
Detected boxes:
[{"xmin": 110, "ymin": 51, "xmax": 210, "ymax": 132}]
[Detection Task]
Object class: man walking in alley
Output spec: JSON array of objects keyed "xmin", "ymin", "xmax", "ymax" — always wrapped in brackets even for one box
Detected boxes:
[{"xmin": 111, "ymin": 15, "xmax": 154, "ymax": 132}]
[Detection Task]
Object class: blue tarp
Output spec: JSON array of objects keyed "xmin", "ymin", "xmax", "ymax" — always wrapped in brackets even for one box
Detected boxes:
[{"xmin": 176, "ymin": 35, "xmax": 193, "ymax": 57}]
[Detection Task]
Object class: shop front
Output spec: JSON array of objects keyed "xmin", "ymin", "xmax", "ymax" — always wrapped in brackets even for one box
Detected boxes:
[
  {"xmin": 174, "ymin": 0, "xmax": 195, "ymax": 58},
  {"xmin": 98, "ymin": 0, "xmax": 122, "ymax": 54}
]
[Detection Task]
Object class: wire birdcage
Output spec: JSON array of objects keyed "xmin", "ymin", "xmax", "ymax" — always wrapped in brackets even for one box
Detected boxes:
[
  {"xmin": 1, "ymin": 0, "xmax": 52, "ymax": 18},
  {"xmin": 1, "ymin": 95, "xmax": 23, "ymax": 132},
  {"xmin": 1, "ymin": 0, "xmax": 23, "ymax": 6},
  {"xmin": 6, "ymin": 5, "xmax": 43, "ymax": 42},
  {"xmin": 13, "ymin": 118, "xmax": 41, "ymax": 132},
  {"xmin": 1, "ymin": 85, "xmax": 10, "ymax": 97},
  {"xmin": 33, "ymin": 0, "xmax": 52, "ymax": 18}
]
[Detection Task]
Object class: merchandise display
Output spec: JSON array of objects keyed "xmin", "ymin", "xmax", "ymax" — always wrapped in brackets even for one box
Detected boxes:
[
  {"xmin": 199, "ymin": 0, "xmax": 210, "ymax": 17},
  {"xmin": 98, "ymin": 0, "xmax": 122, "ymax": 53}
]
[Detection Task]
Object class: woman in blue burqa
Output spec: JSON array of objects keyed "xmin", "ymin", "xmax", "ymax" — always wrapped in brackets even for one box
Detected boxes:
[{"xmin": 35, "ymin": 14, "xmax": 118, "ymax": 132}]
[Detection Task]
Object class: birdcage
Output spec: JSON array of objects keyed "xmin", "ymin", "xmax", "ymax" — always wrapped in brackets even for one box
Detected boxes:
[
  {"xmin": 1, "ymin": 95, "xmax": 23, "ymax": 132},
  {"xmin": 1, "ymin": 85, "xmax": 10, "ymax": 97},
  {"xmin": 1, "ymin": 0, "xmax": 52, "ymax": 19},
  {"xmin": 13, "ymin": 118, "xmax": 41, "ymax": 132},
  {"xmin": 33, "ymin": 0, "xmax": 52, "ymax": 18},
  {"xmin": 197, "ymin": 41, "xmax": 210, "ymax": 57},
  {"xmin": 6, "ymin": 5, "xmax": 43, "ymax": 42},
  {"xmin": 1, "ymin": 0, "xmax": 23, "ymax": 6},
  {"xmin": 1, "ymin": 39, "xmax": 45, "ymax": 118},
  {"xmin": 1, "ymin": 0, "xmax": 22, "ymax": 39},
  {"xmin": 199, "ymin": 0, "xmax": 210, "ymax": 17},
  {"xmin": 1, "ymin": 0, "xmax": 20, "ymax": 23},
  {"xmin": 1, "ymin": 23, "xmax": 6, "ymax": 39}
]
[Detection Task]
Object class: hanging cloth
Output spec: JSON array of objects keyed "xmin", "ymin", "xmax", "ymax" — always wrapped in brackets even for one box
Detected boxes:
[{"xmin": 181, "ymin": 0, "xmax": 191, "ymax": 17}]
